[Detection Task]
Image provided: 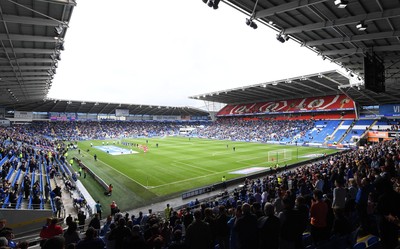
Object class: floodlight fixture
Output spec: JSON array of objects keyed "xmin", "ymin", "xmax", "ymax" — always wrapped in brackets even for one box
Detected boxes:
[
  {"xmin": 334, "ymin": 0, "xmax": 348, "ymax": 8},
  {"xmin": 202, "ymin": 0, "xmax": 207, "ymax": 3},
  {"xmin": 276, "ymin": 34, "xmax": 286, "ymax": 43},
  {"xmin": 212, "ymin": 0, "xmax": 220, "ymax": 9},
  {"xmin": 246, "ymin": 18, "xmax": 257, "ymax": 29},
  {"xmin": 272, "ymin": 81, "xmax": 278, "ymax": 86},
  {"xmin": 283, "ymin": 34, "xmax": 290, "ymax": 41},
  {"xmin": 356, "ymin": 21, "xmax": 367, "ymax": 31},
  {"xmin": 54, "ymin": 24, "xmax": 64, "ymax": 35}
]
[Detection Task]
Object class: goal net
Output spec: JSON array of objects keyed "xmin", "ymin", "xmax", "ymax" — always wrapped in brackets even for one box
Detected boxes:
[{"xmin": 267, "ymin": 149, "xmax": 292, "ymax": 163}]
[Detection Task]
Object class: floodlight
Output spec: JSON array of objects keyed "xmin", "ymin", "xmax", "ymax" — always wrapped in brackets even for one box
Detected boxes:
[
  {"xmin": 356, "ymin": 22, "xmax": 367, "ymax": 31},
  {"xmin": 283, "ymin": 34, "xmax": 289, "ymax": 41},
  {"xmin": 334, "ymin": 0, "xmax": 348, "ymax": 8},
  {"xmin": 213, "ymin": 0, "xmax": 220, "ymax": 9},
  {"xmin": 54, "ymin": 24, "xmax": 64, "ymax": 35},
  {"xmin": 57, "ymin": 42, "xmax": 65, "ymax": 51},
  {"xmin": 202, "ymin": 0, "xmax": 207, "ymax": 3},
  {"xmin": 276, "ymin": 34, "xmax": 286, "ymax": 43},
  {"xmin": 207, "ymin": 0, "xmax": 213, "ymax": 7},
  {"xmin": 246, "ymin": 18, "xmax": 257, "ymax": 29}
]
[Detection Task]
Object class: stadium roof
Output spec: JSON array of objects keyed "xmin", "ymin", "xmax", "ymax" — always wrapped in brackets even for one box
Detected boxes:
[
  {"xmin": 192, "ymin": 0, "xmax": 400, "ymax": 106},
  {"xmin": 190, "ymin": 70, "xmax": 400, "ymax": 106},
  {"xmin": 0, "ymin": 0, "xmax": 75, "ymax": 105},
  {"xmin": 0, "ymin": 1, "xmax": 208, "ymax": 117},
  {"xmin": 6, "ymin": 99, "xmax": 209, "ymax": 116},
  {"xmin": 190, "ymin": 70, "xmax": 349, "ymax": 104}
]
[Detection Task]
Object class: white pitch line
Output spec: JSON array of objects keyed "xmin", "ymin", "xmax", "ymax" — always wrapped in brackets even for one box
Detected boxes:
[
  {"xmin": 148, "ymin": 164, "xmax": 269, "ymax": 189},
  {"xmin": 80, "ymin": 150, "xmax": 149, "ymax": 189},
  {"xmin": 236, "ymin": 155, "xmax": 269, "ymax": 163},
  {"xmin": 172, "ymin": 160, "xmax": 216, "ymax": 174}
]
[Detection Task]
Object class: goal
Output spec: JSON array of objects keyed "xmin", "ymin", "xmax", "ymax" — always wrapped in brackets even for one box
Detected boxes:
[{"xmin": 267, "ymin": 149, "xmax": 292, "ymax": 163}]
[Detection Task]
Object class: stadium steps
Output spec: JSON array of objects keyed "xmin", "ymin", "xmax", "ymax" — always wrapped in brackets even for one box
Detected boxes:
[
  {"xmin": 359, "ymin": 120, "xmax": 378, "ymax": 139},
  {"xmin": 337, "ymin": 119, "xmax": 356, "ymax": 144},
  {"xmin": 323, "ymin": 120, "xmax": 344, "ymax": 145}
]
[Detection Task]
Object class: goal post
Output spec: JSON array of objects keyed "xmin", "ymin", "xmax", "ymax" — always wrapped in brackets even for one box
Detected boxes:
[{"xmin": 267, "ymin": 149, "xmax": 292, "ymax": 163}]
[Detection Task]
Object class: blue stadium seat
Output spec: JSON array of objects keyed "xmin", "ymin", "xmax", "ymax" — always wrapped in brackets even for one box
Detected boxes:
[
  {"xmin": 366, "ymin": 236, "xmax": 379, "ymax": 246},
  {"xmin": 353, "ymin": 242, "xmax": 366, "ymax": 249}
]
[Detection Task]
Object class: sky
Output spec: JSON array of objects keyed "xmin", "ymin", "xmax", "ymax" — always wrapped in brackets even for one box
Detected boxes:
[{"xmin": 48, "ymin": 0, "xmax": 342, "ymax": 108}]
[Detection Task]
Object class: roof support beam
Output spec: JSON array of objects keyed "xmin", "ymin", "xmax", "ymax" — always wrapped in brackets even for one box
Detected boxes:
[
  {"xmin": 334, "ymin": 55, "xmax": 400, "ymax": 63},
  {"xmin": 36, "ymin": 0, "xmax": 77, "ymax": 6},
  {"xmin": 307, "ymin": 78, "xmax": 339, "ymax": 92},
  {"xmin": 0, "ymin": 66, "xmax": 52, "ymax": 70},
  {"xmin": 0, "ymin": 48, "xmax": 56, "ymax": 54},
  {"xmin": 305, "ymin": 31, "xmax": 400, "ymax": 46},
  {"xmin": 284, "ymin": 8, "xmax": 400, "ymax": 34},
  {"xmin": 0, "ymin": 34, "xmax": 59, "ymax": 43},
  {"xmin": 0, "ymin": 71, "xmax": 49, "ymax": 77},
  {"xmin": 321, "ymin": 45, "xmax": 400, "ymax": 55},
  {"xmin": 255, "ymin": 0, "xmax": 328, "ymax": 19},
  {"xmin": 290, "ymin": 80, "xmax": 326, "ymax": 94},
  {"xmin": 0, "ymin": 14, "xmax": 60, "ymax": 26},
  {"xmin": 9, "ymin": 58, "xmax": 54, "ymax": 63},
  {"xmin": 0, "ymin": 76, "xmax": 51, "ymax": 81}
]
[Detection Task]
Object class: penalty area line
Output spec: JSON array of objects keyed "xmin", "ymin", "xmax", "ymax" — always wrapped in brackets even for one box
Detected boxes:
[{"xmin": 80, "ymin": 150, "xmax": 149, "ymax": 189}]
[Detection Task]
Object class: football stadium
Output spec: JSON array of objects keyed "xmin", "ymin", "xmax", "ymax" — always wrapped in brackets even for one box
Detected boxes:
[{"xmin": 0, "ymin": 0, "xmax": 399, "ymax": 249}]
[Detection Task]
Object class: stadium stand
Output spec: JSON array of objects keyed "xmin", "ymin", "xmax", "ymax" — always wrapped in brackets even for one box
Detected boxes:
[
  {"xmin": 0, "ymin": 116, "xmax": 399, "ymax": 248},
  {"xmin": 0, "ymin": 0, "xmax": 399, "ymax": 247}
]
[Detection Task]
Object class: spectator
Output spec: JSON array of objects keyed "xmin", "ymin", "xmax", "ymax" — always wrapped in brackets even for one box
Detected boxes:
[
  {"xmin": 40, "ymin": 218, "xmax": 63, "ymax": 240},
  {"xmin": 185, "ymin": 210, "xmax": 213, "ymax": 249},
  {"xmin": 108, "ymin": 218, "xmax": 131, "ymax": 249},
  {"xmin": 63, "ymin": 221, "xmax": 80, "ymax": 246},
  {"xmin": 42, "ymin": 236, "xmax": 65, "ymax": 249},
  {"xmin": 95, "ymin": 201, "xmax": 102, "ymax": 219},
  {"xmin": 88, "ymin": 213, "xmax": 101, "ymax": 231},
  {"xmin": 0, "ymin": 219, "xmax": 12, "ymax": 237},
  {"xmin": 258, "ymin": 202, "xmax": 279, "ymax": 249},
  {"xmin": 76, "ymin": 227, "xmax": 105, "ymax": 249},
  {"xmin": 234, "ymin": 203, "xmax": 258, "ymax": 249},
  {"xmin": 310, "ymin": 190, "xmax": 329, "ymax": 243}
]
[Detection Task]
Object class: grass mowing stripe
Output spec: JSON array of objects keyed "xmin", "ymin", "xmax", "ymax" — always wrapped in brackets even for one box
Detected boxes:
[{"xmin": 71, "ymin": 137, "xmax": 339, "ymax": 210}]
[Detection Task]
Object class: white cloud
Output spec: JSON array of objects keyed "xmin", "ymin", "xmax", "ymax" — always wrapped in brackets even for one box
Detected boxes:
[{"xmin": 48, "ymin": 0, "xmax": 340, "ymax": 107}]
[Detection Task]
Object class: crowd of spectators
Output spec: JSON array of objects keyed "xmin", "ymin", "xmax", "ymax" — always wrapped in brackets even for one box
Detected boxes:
[
  {"xmin": 31, "ymin": 137, "xmax": 398, "ymax": 249},
  {"xmin": 0, "ymin": 120, "xmax": 399, "ymax": 249},
  {"xmin": 196, "ymin": 118, "xmax": 314, "ymax": 143},
  {"xmin": 14, "ymin": 121, "xmax": 190, "ymax": 141}
]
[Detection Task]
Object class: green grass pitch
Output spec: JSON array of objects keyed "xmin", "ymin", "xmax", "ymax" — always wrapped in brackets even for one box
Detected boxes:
[{"xmin": 67, "ymin": 137, "xmax": 338, "ymax": 212}]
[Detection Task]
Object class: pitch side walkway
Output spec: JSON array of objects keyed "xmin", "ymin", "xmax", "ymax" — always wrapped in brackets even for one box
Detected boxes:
[{"xmin": 124, "ymin": 184, "xmax": 239, "ymax": 219}]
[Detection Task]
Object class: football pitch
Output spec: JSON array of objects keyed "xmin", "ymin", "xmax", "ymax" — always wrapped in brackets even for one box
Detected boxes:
[{"xmin": 68, "ymin": 137, "xmax": 338, "ymax": 211}]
